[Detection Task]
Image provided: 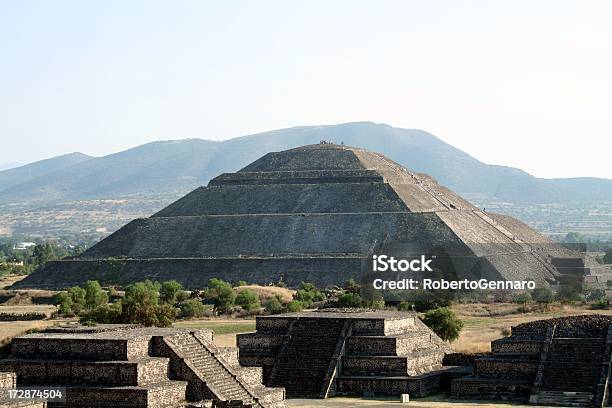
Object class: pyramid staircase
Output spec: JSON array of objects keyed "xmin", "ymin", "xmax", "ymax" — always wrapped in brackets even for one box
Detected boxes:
[
  {"xmin": 0, "ymin": 326, "xmax": 285, "ymax": 408},
  {"xmin": 452, "ymin": 317, "xmax": 612, "ymax": 407},
  {"xmin": 238, "ymin": 311, "xmax": 453, "ymax": 399}
]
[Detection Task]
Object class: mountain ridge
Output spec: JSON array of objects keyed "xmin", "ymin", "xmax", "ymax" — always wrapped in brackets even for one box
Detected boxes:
[{"xmin": 1, "ymin": 122, "xmax": 611, "ymax": 205}]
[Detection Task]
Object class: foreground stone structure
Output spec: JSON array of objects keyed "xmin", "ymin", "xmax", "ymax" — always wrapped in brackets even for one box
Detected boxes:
[
  {"xmin": 14, "ymin": 143, "xmax": 591, "ymax": 290},
  {"xmin": 451, "ymin": 315, "xmax": 612, "ymax": 407},
  {"xmin": 0, "ymin": 325, "xmax": 285, "ymax": 408},
  {"xmin": 237, "ymin": 310, "xmax": 459, "ymax": 399}
]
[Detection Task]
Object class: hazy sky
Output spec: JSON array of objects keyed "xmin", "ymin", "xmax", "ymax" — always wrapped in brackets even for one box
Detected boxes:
[{"xmin": 1, "ymin": 0, "xmax": 611, "ymax": 178}]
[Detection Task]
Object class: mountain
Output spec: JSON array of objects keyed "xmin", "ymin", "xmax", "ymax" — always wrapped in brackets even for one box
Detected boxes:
[
  {"xmin": 0, "ymin": 162, "xmax": 23, "ymax": 171},
  {"xmin": 2, "ymin": 122, "xmax": 610, "ymax": 206},
  {"xmin": 0, "ymin": 152, "xmax": 93, "ymax": 193}
]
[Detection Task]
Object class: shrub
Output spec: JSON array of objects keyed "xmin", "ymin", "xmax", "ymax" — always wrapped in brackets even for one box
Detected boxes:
[
  {"xmin": 285, "ymin": 300, "xmax": 304, "ymax": 312},
  {"xmin": 264, "ymin": 296, "xmax": 284, "ymax": 314},
  {"xmin": 67, "ymin": 286, "xmax": 86, "ymax": 313},
  {"xmin": 421, "ymin": 307, "xmax": 464, "ymax": 342},
  {"xmin": 337, "ymin": 292, "xmax": 364, "ymax": 308},
  {"xmin": 205, "ymin": 278, "xmax": 236, "ymax": 312},
  {"xmin": 532, "ymin": 288, "xmax": 554, "ymax": 305},
  {"xmin": 234, "ymin": 280, "xmax": 247, "ymax": 287},
  {"xmin": 512, "ymin": 292, "xmax": 532, "ymax": 313},
  {"xmin": 398, "ymin": 301, "xmax": 414, "ymax": 311},
  {"xmin": 160, "ymin": 280, "xmax": 184, "ymax": 304},
  {"xmin": 54, "ymin": 292, "xmax": 73, "ymax": 315},
  {"xmin": 293, "ymin": 282, "xmax": 325, "ymax": 307},
  {"xmin": 344, "ymin": 279, "xmax": 361, "ymax": 294},
  {"xmin": 84, "ymin": 280, "xmax": 108, "ymax": 309},
  {"xmin": 122, "ymin": 280, "xmax": 176, "ymax": 327},
  {"xmin": 178, "ymin": 299, "xmax": 207, "ymax": 318},
  {"xmin": 235, "ymin": 289, "xmax": 261, "ymax": 312}
]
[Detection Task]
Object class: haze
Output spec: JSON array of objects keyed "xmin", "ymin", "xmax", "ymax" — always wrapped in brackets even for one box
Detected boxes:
[{"xmin": 1, "ymin": 0, "xmax": 611, "ymax": 179}]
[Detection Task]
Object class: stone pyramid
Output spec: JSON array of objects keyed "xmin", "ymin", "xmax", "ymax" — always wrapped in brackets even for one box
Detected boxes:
[{"xmin": 16, "ymin": 143, "xmax": 573, "ymax": 289}]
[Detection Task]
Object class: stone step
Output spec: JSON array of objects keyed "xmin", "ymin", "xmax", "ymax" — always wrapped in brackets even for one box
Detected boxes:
[
  {"xmin": 9, "ymin": 336, "xmax": 150, "ymax": 361},
  {"xmin": 473, "ymin": 357, "xmax": 538, "ymax": 380},
  {"xmin": 0, "ymin": 357, "xmax": 170, "ymax": 387},
  {"xmin": 44, "ymin": 380, "xmax": 187, "ymax": 408},
  {"xmin": 531, "ymin": 391, "xmax": 594, "ymax": 407},
  {"xmin": 336, "ymin": 373, "xmax": 441, "ymax": 398},
  {"xmin": 346, "ymin": 332, "xmax": 432, "ymax": 356},
  {"xmin": 450, "ymin": 376, "xmax": 532, "ymax": 401}
]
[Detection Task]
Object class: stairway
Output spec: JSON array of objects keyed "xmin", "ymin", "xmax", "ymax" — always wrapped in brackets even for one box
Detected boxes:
[
  {"xmin": 530, "ymin": 337, "xmax": 606, "ymax": 406},
  {"xmin": 532, "ymin": 391, "xmax": 595, "ymax": 407},
  {"xmin": 165, "ymin": 334, "xmax": 261, "ymax": 407},
  {"xmin": 268, "ymin": 318, "xmax": 346, "ymax": 398}
]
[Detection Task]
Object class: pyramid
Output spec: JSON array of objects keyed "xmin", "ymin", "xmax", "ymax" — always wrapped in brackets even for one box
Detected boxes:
[{"xmin": 16, "ymin": 143, "xmax": 574, "ymax": 289}]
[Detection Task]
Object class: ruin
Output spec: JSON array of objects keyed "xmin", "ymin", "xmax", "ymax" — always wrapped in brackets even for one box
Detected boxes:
[
  {"xmin": 14, "ymin": 143, "xmax": 600, "ymax": 290},
  {"xmin": 236, "ymin": 310, "xmax": 461, "ymax": 399},
  {"xmin": 0, "ymin": 325, "xmax": 285, "ymax": 408},
  {"xmin": 451, "ymin": 315, "xmax": 612, "ymax": 407}
]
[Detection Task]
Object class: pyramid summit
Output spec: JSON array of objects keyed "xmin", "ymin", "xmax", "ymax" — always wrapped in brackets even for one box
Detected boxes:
[{"xmin": 15, "ymin": 143, "xmax": 580, "ymax": 289}]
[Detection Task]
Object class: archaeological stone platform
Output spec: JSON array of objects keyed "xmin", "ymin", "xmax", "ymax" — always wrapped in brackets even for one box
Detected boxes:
[
  {"xmin": 14, "ymin": 143, "xmax": 596, "ymax": 290},
  {"xmin": 0, "ymin": 325, "xmax": 285, "ymax": 408},
  {"xmin": 237, "ymin": 310, "xmax": 459, "ymax": 399},
  {"xmin": 451, "ymin": 315, "xmax": 612, "ymax": 407}
]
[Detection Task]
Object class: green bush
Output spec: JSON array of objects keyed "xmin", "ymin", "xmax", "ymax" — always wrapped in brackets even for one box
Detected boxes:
[
  {"xmin": 421, "ymin": 307, "xmax": 464, "ymax": 343},
  {"xmin": 398, "ymin": 301, "xmax": 414, "ymax": 311},
  {"xmin": 160, "ymin": 280, "xmax": 184, "ymax": 304},
  {"xmin": 337, "ymin": 292, "xmax": 364, "ymax": 308},
  {"xmin": 84, "ymin": 280, "xmax": 108, "ymax": 309},
  {"xmin": 67, "ymin": 286, "xmax": 86, "ymax": 313},
  {"xmin": 54, "ymin": 292, "xmax": 73, "ymax": 315},
  {"xmin": 264, "ymin": 296, "xmax": 284, "ymax": 314},
  {"xmin": 285, "ymin": 300, "xmax": 304, "ymax": 312},
  {"xmin": 293, "ymin": 282, "xmax": 325, "ymax": 307},
  {"xmin": 235, "ymin": 289, "xmax": 261, "ymax": 312},
  {"xmin": 178, "ymin": 299, "xmax": 207, "ymax": 318},
  {"xmin": 205, "ymin": 278, "xmax": 236, "ymax": 312}
]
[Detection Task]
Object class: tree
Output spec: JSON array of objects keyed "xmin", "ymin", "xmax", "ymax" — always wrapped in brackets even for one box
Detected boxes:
[
  {"xmin": 285, "ymin": 300, "xmax": 303, "ymax": 312},
  {"xmin": 67, "ymin": 286, "xmax": 86, "ymax": 313},
  {"xmin": 532, "ymin": 288, "xmax": 554, "ymax": 309},
  {"xmin": 604, "ymin": 248, "xmax": 612, "ymax": 264},
  {"xmin": 160, "ymin": 280, "xmax": 184, "ymax": 304},
  {"xmin": 55, "ymin": 292, "xmax": 73, "ymax": 315},
  {"xmin": 122, "ymin": 280, "xmax": 175, "ymax": 327},
  {"xmin": 293, "ymin": 282, "xmax": 325, "ymax": 308},
  {"xmin": 84, "ymin": 280, "xmax": 108, "ymax": 309},
  {"xmin": 205, "ymin": 278, "xmax": 236, "ymax": 312},
  {"xmin": 264, "ymin": 296, "xmax": 284, "ymax": 314},
  {"xmin": 235, "ymin": 289, "xmax": 261, "ymax": 311},
  {"xmin": 337, "ymin": 292, "xmax": 364, "ymax": 308},
  {"xmin": 32, "ymin": 243, "xmax": 54, "ymax": 268},
  {"xmin": 421, "ymin": 307, "xmax": 464, "ymax": 342},
  {"xmin": 178, "ymin": 299, "xmax": 206, "ymax": 318},
  {"xmin": 512, "ymin": 292, "xmax": 532, "ymax": 313}
]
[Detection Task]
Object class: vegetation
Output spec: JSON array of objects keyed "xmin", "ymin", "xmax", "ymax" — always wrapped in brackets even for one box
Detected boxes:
[
  {"xmin": 0, "ymin": 236, "xmax": 90, "ymax": 277},
  {"xmin": 421, "ymin": 307, "xmax": 464, "ymax": 342},
  {"xmin": 235, "ymin": 289, "xmax": 261, "ymax": 312},
  {"xmin": 204, "ymin": 278, "xmax": 236, "ymax": 312}
]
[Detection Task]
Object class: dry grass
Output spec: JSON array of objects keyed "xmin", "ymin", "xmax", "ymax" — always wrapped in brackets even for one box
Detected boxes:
[
  {"xmin": 235, "ymin": 285, "xmax": 294, "ymax": 302},
  {"xmin": 0, "ymin": 320, "xmax": 58, "ymax": 345}
]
